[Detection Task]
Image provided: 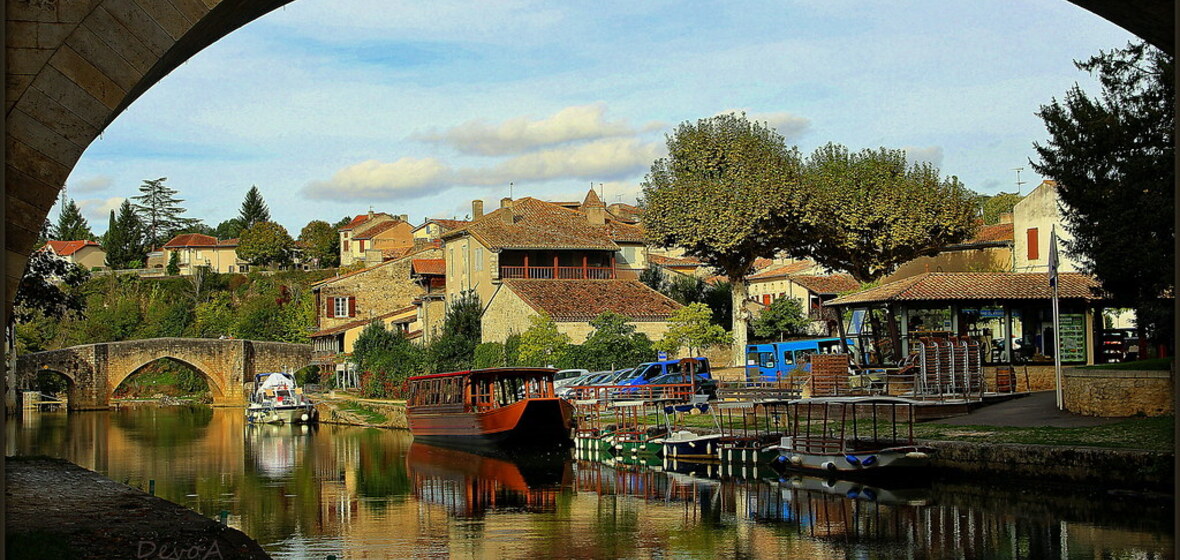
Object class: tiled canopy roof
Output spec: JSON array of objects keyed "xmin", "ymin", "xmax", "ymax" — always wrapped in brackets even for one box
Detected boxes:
[
  {"xmin": 747, "ymin": 260, "xmax": 818, "ymax": 280},
  {"xmin": 445, "ymin": 197, "xmax": 628, "ymax": 250},
  {"xmin": 44, "ymin": 240, "xmax": 100, "ymax": 256},
  {"xmin": 163, "ymin": 233, "xmax": 219, "ymax": 248},
  {"xmin": 790, "ymin": 274, "xmax": 860, "ymax": 295},
  {"xmin": 504, "ymin": 279, "xmax": 682, "ymax": 321},
  {"xmin": 411, "ymin": 258, "xmax": 446, "ymax": 276},
  {"xmin": 826, "ymin": 272, "xmax": 1104, "ymax": 306}
]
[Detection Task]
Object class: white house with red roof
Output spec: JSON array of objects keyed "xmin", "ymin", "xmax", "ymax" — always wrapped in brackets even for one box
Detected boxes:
[
  {"xmin": 161, "ymin": 233, "xmax": 246, "ymax": 275},
  {"xmin": 42, "ymin": 240, "xmax": 106, "ymax": 270}
]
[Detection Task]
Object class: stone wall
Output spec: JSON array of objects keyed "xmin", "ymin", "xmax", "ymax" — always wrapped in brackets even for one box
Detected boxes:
[
  {"xmin": 984, "ymin": 364, "xmax": 1058, "ymax": 392},
  {"xmin": 481, "ymin": 286, "xmax": 536, "ymax": 343},
  {"xmin": 557, "ymin": 320, "xmax": 671, "ymax": 345},
  {"xmin": 316, "ymin": 248, "xmax": 439, "ymax": 331},
  {"xmin": 926, "ymin": 440, "xmax": 1173, "ymax": 491},
  {"xmin": 1063, "ymin": 367, "xmax": 1174, "ymax": 417}
]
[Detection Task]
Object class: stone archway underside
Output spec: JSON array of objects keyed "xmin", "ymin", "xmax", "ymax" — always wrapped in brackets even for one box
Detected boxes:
[{"xmin": 3, "ymin": 0, "xmax": 1173, "ymax": 309}]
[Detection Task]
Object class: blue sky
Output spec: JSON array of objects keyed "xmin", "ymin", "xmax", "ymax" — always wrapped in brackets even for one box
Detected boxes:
[{"xmin": 61, "ymin": 0, "xmax": 1139, "ymax": 235}]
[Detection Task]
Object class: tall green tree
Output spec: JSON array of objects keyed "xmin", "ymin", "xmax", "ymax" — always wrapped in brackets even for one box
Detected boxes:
[
  {"xmin": 166, "ymin": 251, "xmax": 180, "ymax": 276},
  {"xmin": 979, "ymin": 192, "xmax": 1024, "ymax": 225},
  {"xmin": 799, "ymin": 143, "xmax": 977, "ymax": 283},
  {"xmin": 236, "ymin": 221, "xmax": 295, "ymax": 268},
  {"xmin": 104, "ymin": 200, "xmax": 145, "ymax": 269},
  {"xmin": 515, "ymin": 314, "xmax": 571, "ymax": 367},
  {"xmin": 1032, "ymin": 41, "xmax": 1174, "ymax": 350},
  {"xmin": 752, "ymin": 297, "xmax": 810, "ymax": 341},
  {"xmin": 131, "ymin": 177, "xmax": 196, "ymax": 248},
  {"xmin": 53, "ymin": 198, "xmax": 93, "ymax": 240},
  {"xmin": 578, "ymin": 311, "xmax": 655, "ymax": 371},
  {"xmin": 655, "ymin": 303, "xmax": 730, "ymax": 358},
  {"xmin": 238, "ymin": 186, "xmax": 271, "ymax": 229},
  {"xmin": 214, "ymin": 219, "xmax": 245, "ymax": 240},
  {"xmin": 429, "ymin": 291, "xmax": 481, "ymax": 372},
  {"xmin": 641, "ymin": 113, "xmax": 805, "ymax": 367},
  {"xmin": 298, "ymin": 220, "xmax": 340, "ymax": 268}
]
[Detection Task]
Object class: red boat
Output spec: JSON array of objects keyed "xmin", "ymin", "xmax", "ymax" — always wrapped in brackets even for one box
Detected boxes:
[{"xmin": 405, "ymin": 368, "xmax": 574, "ymax": 448}]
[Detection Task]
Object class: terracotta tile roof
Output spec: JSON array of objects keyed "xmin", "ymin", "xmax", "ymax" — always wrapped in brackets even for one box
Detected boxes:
[
  {"xmin": 218, "ymin": 238, "xmax": 238, "ymax": 247},
  {"xmin": 747, "ymin": 260, "xmax": 818, "ymax": 280},
  {"xmin": 163, "ymin": 233, "xmax": 219, "ymax": 248},
  {"xmin": 309, "ymin": 305, "xmax": 417, "ymax": 338},
  {"xmin": 340, "ymin": 212, "xmax": 393, "ymax": 231},
  {"xmin": 604, "ymin": 220, "xmax": 645, "ymax": 243},
  {"xmin": 44, "ymin": 240, "xmax": 101, "ymax": 256},
  {"xmin": 826, "ymin": 272, "xmax": 1104, "ymax": 306},
  {"xmin": 790, "ymin": 274, "xmax": 860, "ymax": 295},
  {"xmin": 381, "ymin": 246, "xmax": 414, "ymax": 259},
  {"xmin": 581, "ymin": 188, "xmax": 604, "ymax": 208},
  {"xmin": 411, "ymin": 258, "xmax": 446, "ymax": 276},
  {"xmin": 649, "ymin": 254, "xmax": 703, "ymax": 268},
  {"xmin": 353, "ymin": 220, "xmax": 401, "ymax": 240},
  {"xmin": 607, "ymin": 203, "xmax": 642, "ymax": 223},
  {"xmin": 752, "ymin": 257, "xmax": 774, "ymax": 271},
  {"xmin": 504, "ymin": 279, "xmax": 682, "ymax": 321},
  {"xmin": 431, "ymin": 219, "xmax": 469, "ymax": 231},
  {"xmin": 444, "ymin": 197, "xmax": 622, "ymax": 250},
  {"xmin": 969, "ymin": 223, "xmax": 1014, "ymax": 244}
]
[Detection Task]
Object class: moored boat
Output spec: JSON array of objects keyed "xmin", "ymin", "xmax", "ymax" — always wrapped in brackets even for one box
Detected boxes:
[
  {"xmin": 769, "ymin": 396, "xmax": 935, "ymax": 475},
  {"xmin": 406, "ymin": 367, "xmax": 574, "ymax": 448},
  {"xmin": 246, "ymin": 372, "xmax": 318, "ymax": 424}
]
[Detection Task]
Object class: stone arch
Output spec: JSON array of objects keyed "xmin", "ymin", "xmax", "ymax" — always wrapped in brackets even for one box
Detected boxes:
[
  {"xmin": 26, "ymin": 366, "xmax": 79, "ymax": 409},
  {"xmin": 109, "ymin": 354, "xmax": 228, "ymax": 402},
  {"xmin": 2, "ymin": 1, "xmax": 1170, "ymax": 310}
]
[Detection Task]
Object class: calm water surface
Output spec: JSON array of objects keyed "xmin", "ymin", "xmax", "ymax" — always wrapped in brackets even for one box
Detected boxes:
[{"xmin": 7, "ymin": 406, "xmax": 1173, "ymax": 559}]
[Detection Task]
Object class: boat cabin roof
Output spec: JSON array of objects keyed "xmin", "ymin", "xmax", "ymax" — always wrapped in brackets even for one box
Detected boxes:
[
  {"xmin": 407, "ymin": 367, "xmax": 558, "ymax": 382},
  {"xmin": 786, "ymin": 396, "xmax": 920, "ymax": 406}
]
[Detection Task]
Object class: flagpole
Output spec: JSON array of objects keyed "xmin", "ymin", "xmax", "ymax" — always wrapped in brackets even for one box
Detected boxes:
[{"xmin": 1050, "ymin": 226, "xmax": 1063, "ymax": 410}]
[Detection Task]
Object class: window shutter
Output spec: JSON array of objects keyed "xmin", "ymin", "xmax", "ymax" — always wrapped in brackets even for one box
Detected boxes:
[
  {"xmin": 348, "ymin": 296, "xmax": 357, "ymax": 317},
  {"xmin": 1027, "ymin": 228, "xmax": 1039, "ymax": 260},
  {"xmin": 326, "ymin": 298, "xmax": 335, "ymax": 318}
]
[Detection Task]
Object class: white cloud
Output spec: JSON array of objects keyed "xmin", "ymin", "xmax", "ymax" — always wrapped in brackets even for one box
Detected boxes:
[
  {"xmin": 77, "ymin": 197, "xmax": 125, "ymax": 223},
  {"xmin": 69, "ymin": 175, "xmax": 113, "ymax": 194},
  {"xmin": 301, "ymin": 157, "xmax": 452, "ymax": 201},
  {"xmin": 715, "ymin": 109, "xmax": 812, "ymax": 142},
  {"xmin": 412, "ymin": 103, "xmax": 640, "ymax": 156},
  {"xmin": 457, "ymin": 138, "xmax": 660, "ymax": 186},
  {"xmin": 904, "ymin": 145, "xmax": 945, "ymax": 168}
]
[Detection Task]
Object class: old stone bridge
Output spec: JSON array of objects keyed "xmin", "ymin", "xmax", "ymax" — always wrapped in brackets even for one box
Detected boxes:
[{"xmin": 16, "ymin": 338, "xmax": 312, "ymax": 410}]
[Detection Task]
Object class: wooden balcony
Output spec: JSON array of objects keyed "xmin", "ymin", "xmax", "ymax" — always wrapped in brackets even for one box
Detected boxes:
[{"xmin": 500, "ymin": 265, "xmax": 616, "ymax": 280}]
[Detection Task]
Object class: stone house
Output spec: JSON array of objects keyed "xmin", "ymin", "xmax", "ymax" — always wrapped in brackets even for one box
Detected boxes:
[
  {"xmin": 161, "ymin": 234, "xmax": 246, "ymax": 275},
  {"xmin": 745, "ymin": 259, "xmax": 827, "ymax": 306},
  {"xmin": 409, "ymin": 257, "xmax": 447, "ymax": 343},
  {"xmin": 440, "ymin": 189, "xmax": 681, "ymax": 344},
  {"xmin": 338, "ymin": 211, "xmax": 412, "ymax": 266},
  {"xmin": 43, "ymin": 240, "xmax": 106, "ymax": 270},
  {"xmin": 308, "ymin": 247, "xmax": 442, "ymax": 376}
]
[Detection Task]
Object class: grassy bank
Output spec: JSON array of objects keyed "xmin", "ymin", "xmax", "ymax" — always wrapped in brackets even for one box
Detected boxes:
[{"xmin": 1080, "ymin": 358, "xmax": 1173, "ymax": 371}]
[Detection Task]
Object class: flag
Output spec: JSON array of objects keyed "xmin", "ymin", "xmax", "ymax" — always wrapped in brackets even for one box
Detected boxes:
[{"xmin": 1047, "ymin": 226, "xmax": 1059, "ymax": 289}]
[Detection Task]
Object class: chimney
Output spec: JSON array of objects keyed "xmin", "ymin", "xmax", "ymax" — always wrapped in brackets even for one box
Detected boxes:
[
  {"xmin": 998, "ymin": 212, "xmax": 1013, "ymax": 224},
  {"xmin": 501, "ymin": 198, "xmax": 514, "ymax": 224},
  {"xmin": 368, "ymin": 208, "xmax": 374, "ymax": 219},
  {"xmin": 472, "ymin": 200, "xmax": 484, "ymax": 219},
  {"xmin": 399, "ymin": 214, "xmax": 408, "ymax": 222}
]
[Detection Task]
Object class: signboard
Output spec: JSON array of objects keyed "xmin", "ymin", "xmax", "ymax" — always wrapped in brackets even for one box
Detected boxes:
[
  {"xmin": 1058, "ymin": 314, "xmax": 1086, "ymax": 362},
  {"xmin": 657, "ymin": 351, "xmax": 668, "ymax": 361}
]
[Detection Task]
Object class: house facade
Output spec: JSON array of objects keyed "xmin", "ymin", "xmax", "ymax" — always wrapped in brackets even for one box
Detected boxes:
[
  {"xmin": 885, "ymin": 220, "xmax": 1015, "ymax": 282},
  {"xmin": 161, "ymin": 234, "xmax": 246, "ymax": 275},
  {"xmin": 43, "ymin": 240, "xmax": 106, "ymax": 270},
  {"xmin": 338, "ymin": 211, "xmax": 411, "ymax": 266},
  {"xmin": 412, "ymin": 218, "xmax": 471, "ymax": 243},
  {"xmin": 1013, "ymin": 180, "xmax": 1083, "ymax": 274},
  {"xmin": 441, "ymin": 190, "xmax": 681, "ymax": 344}
]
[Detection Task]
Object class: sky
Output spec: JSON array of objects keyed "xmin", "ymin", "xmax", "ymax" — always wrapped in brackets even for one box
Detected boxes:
[{"xmin": 60, "ymin": 0, "xmax": 1140, "ymax": 236}]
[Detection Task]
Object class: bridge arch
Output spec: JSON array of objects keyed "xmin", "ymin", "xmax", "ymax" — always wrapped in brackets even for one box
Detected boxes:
[
  {"xmin": 2, "ymin": 1, "xmax": 1170, "ymax": 307},
  {"xmin": 110, "ymin": 355, "xmax": 227, "ymax": 403}
]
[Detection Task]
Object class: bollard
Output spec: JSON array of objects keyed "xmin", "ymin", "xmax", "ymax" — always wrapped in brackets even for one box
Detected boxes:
[
  {"xmin": 219, "ymin": 510, "xmax": 229, "ymax": 525},
  {"xmin": 148, "ymin": 480, "xmax": 155, "ymax": 495}
]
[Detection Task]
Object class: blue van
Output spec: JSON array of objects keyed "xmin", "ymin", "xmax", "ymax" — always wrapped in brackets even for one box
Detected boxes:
[{"xmin": 745, "ymin": 338, "xmax": 856, "ymax": 382}]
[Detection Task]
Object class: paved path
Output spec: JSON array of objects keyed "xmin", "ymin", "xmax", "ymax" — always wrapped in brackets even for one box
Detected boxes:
[{"xmin": 937, "ymin": 390, "xmax": 1122, "ymax": 428}]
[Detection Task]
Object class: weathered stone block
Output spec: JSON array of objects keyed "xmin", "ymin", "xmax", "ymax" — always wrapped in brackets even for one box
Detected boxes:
[
  {"xmin": 66, "ymin": 23, "xmax": 143, "ymax": 91},
  {"xmin": 48, "ymin": 44, "xmax": 127, "ymax": 109}
]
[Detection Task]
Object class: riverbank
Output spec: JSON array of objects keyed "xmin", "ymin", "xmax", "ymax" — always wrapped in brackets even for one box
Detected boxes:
[{"xmin": 6, "ymin": 456, "xmax": 272, "ymax": 560}]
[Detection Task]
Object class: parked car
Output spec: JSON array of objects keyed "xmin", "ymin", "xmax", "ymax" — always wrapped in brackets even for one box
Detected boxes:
[
  {"xmin": 624, "ymin": 357, "xmax": 712, "ymax": 385},
  {"xmin": 646, "ymin": 371, "xmax": 718, "ymax": 399},
  {"xmin": 553, "ymin": 369, "xmax": 590, "ymax": 393}
]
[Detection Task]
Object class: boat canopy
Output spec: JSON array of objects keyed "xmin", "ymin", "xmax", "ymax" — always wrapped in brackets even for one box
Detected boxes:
[
  {"xmin": 407, "ymin": 367, "xmax": 558, "ymax": 382},
  {"xmin": 256, "ymin": 372, "xmax": 296, "ymax": 393}
]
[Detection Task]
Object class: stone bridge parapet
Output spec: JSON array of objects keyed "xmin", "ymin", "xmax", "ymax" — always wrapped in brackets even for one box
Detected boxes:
[{"xmin": 15, "ymin": 338, "xmax": 312, "ymax": 410}]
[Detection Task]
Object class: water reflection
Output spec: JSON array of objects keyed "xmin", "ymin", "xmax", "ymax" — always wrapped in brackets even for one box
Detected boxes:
[{"xmin": 8, "ymin": 406, "xmax": 1172, "ymax": 560}]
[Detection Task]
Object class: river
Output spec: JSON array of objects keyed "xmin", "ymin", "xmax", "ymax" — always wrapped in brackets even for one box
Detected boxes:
[{"xmin": 7, "ymin": 405, "xmax": 1173, "ymax": 559}]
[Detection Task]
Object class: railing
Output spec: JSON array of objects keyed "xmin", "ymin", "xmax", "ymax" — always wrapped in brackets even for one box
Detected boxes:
[
  {"xmin": 563, "ymin": 383, "xmax": 694, "ymax": 403},
  {"xmin": 500, "ymin": 266, "xmax": 616, "ymax": 280}
]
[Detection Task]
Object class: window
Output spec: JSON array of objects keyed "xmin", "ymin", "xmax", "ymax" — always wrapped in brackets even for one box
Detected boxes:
[
  {"xmin": 343, "ymin": 240, "xmax": 349, "ymax": 252},
  {"xmin": 475, "ymin": 248, "xmax": 483, "ymax": 272},
  {"xmin": 330, "ymin": 296, "xmax": 355, "ymax": 318},
  {"xmin": 759, "ymin": 352, "xmax": 775, "ymax": 368},
  {"xmin": 358, "ymin": 240, "xmax": 365, "ymax": 251},
  {"xmin": 1027, "ymin": 228, "xmax": 1039, "ymax": 260}
]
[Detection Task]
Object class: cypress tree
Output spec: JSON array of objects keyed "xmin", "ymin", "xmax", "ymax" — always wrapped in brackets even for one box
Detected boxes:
[
  {"xmin": 238, "ymin": 186, "xmax": 271, "ymax": 229},
  {"xmin": 104, "ymin": 200, "xmax": 145, "ymax": 268}
]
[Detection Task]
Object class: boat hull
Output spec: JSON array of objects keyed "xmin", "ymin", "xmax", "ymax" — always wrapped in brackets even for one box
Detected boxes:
[
  {"xmin": 246, "ymin": 403, "xmax": 317, "ymax": 424},
  {"xmin": 770, "ymin": 445, "xmax": 935, "ymax": 475},
  {"xmin": 659, "ymin": 432, "xmax": 722, "ymax": 461},
  {"xmin": 408, "ymin": 397, "xmax": 573, "ymax": 449}
]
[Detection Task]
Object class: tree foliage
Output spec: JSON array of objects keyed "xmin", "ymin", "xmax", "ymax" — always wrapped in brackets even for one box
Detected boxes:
[
  {"xmin": 577, "ymin": 311, "xmax": 655, "ymax": 371},
  {"xmin": 799, "ymin": 143, "xmax": 977, "ymax": 283},
  {"xmin": 13, "ymin": 249, "xmax": 90, "ymax": 323},
  {"xmin": 656, "ymin": 303, "xmax": 730, "ymax": 357},
  {"xmin": 641, "ymin": 113, "xmax": 804, "ymax": 366},
  {"xmin": 979, "ymin": 192, "xmax": 1024, "ymax": 225},
  {"xmin": 104, "ymin": 200, "xmax": 145, "ymax": 269},
  {"xmin": 1032, "ymin": 41, "xmax": 1173, "ymax": 346},
  {"xmin": 298, "ymin": 220, "xmax": 339, "ymax": 268},
  {"xmin": 515, "ymin": 314, "xmax": 571, "ymax": 367},
  {"xmin": 236, "ymin": 221, "xmax": 295, "ymax": 267},
  {"xmin": 214, "ymin": 219, "xmax": 244, "ymax": 240},
  {"xmin": 53, "ymin": 198, "xmax": 93, "ymax": 241},
  {"xmin": 131, "ymin": 178, "xmax": 196, "ymax": 248},
  {"xmin": 429, "ymin": 291, "xmax": 481, "ymax": 372},
  {"xmin": 238, "ymin": 186, "xmax": 272, "ymax": 229},
  {"xmin": 352, "ymin": 322, "xmax": 424, "ymax": 398},
  {"xmin": 166, "ymin": 251, "xmax": 181, "ymax": 276},
  {"xmin": 752, "ymin": 297, "xmax": 810, "ymax": 340}
]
